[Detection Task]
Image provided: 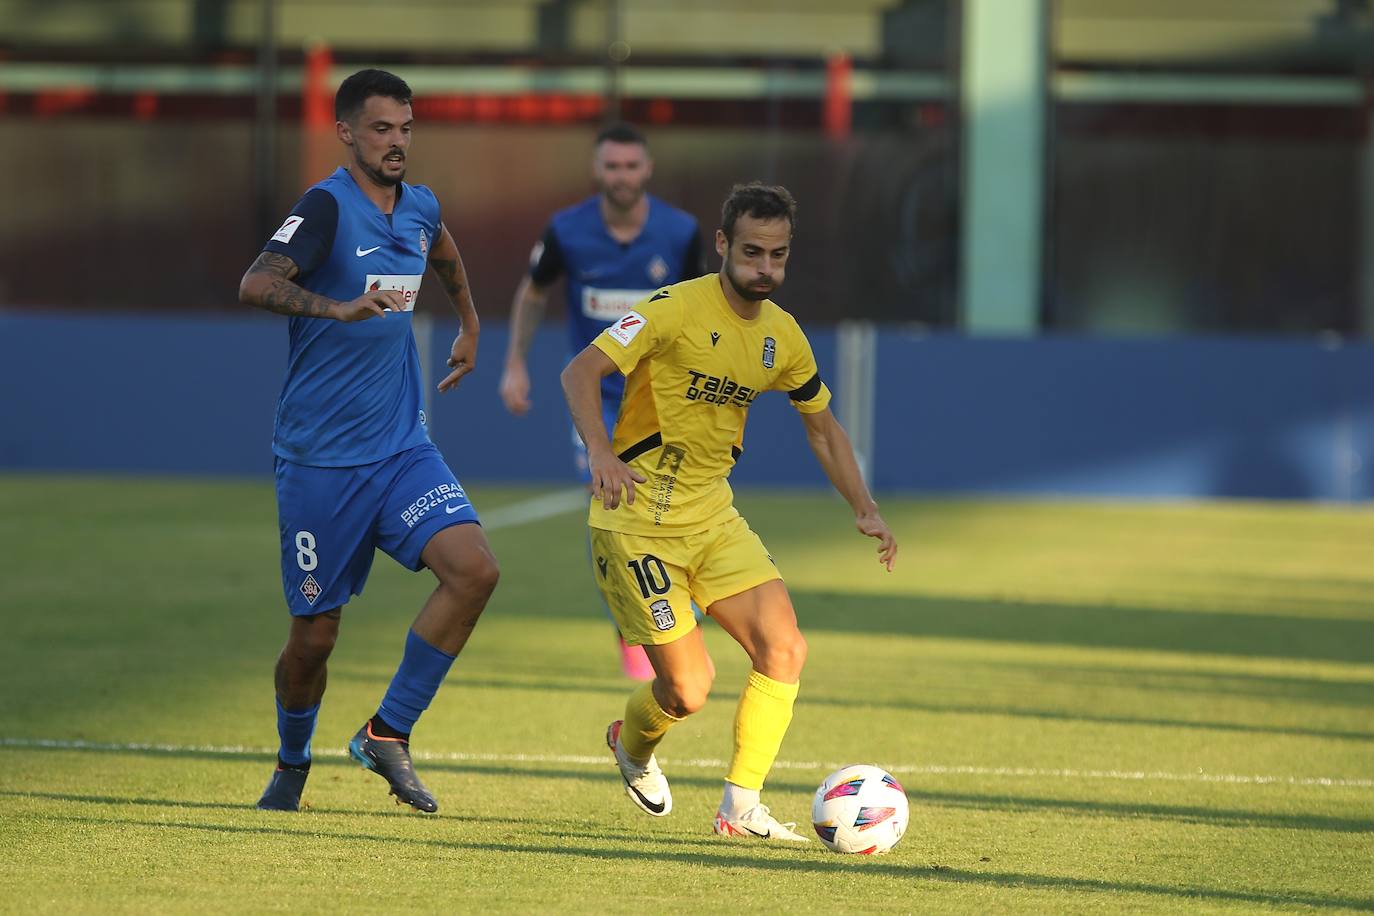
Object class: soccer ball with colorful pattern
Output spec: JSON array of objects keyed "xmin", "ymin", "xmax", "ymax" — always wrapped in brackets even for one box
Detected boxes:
[{"xmin": 811, "ymin": 764, "xmax": 909, "ymax": 854}]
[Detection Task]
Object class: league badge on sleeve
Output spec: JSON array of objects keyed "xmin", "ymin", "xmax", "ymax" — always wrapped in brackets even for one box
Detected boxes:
[
  {"xmin": 419, "ymin": 228, "xmax": 428, "ymax": 254},
  {"xmin": 608, "ymin": 310, "xmax": 648, "ymax": 347},
  {"xmin": 272, "ymin": 215, "xmax": 304, "ymax": 243}
]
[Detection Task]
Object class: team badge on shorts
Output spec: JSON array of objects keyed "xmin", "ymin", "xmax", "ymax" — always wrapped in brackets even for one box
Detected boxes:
[
  {"xmin": 762, "ymin": 336, "xmax": 776, "ymax": 369},
  {"xmin": 299, "ymin": 574, "xmax": 321, "ymax": 606},
  {"xmin": 650, "ymin": 599, "xmax": 676, "ymax": 631}
]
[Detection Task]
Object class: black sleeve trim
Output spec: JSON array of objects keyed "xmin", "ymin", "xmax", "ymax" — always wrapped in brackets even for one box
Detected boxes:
[
  {"xmin": 788, "ymin": 372, "xmax": 823, "ymax": 403},
  {"xmin": 530, "ymin": 225, "xmax": 566, "ymax": 286},
  {"xmin": 730, "ymin": 445, "xmax": 742, "ymax": 460},
  {"xmin": 263, "ymin": 188, "xmax": 337, "ymax": 279},
  {"xmin": 617, "ymin": 432, "xmax": 662, "ymax": 464}
]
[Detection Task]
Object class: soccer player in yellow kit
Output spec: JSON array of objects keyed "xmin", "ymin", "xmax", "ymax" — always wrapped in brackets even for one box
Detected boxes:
[{"xmin": 561, "ymin": 182, "xmax": 897, "ymax": 841}]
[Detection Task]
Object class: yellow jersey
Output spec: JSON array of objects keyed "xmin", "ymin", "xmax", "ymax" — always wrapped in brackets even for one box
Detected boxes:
[{"xmin": 589, "ymin": 274, "xmax": 831, "ymax": 536}]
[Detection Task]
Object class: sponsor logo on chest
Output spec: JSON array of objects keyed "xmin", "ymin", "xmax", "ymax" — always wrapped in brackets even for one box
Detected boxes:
[
  {"xmin": 365, "ymin": 274, "xmax": 424, "ymax": 312},
  {"xmin": 583, "ymin": 287, "xmax": 655, "ymax": 321},
  {"xmin": 684, "ymin": 370, "xmax": 759, "ymax": 407}
]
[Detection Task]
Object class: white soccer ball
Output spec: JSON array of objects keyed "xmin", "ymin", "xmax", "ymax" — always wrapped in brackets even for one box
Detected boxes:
[{"xmin": 811, "ymin": 764, "xmax": 909, "ymax": 854}]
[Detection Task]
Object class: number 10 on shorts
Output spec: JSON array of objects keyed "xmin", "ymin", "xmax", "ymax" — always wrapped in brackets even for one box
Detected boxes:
[{"xmin": 627, "ymin": 555, "xmax": 670, "ymax": 598}]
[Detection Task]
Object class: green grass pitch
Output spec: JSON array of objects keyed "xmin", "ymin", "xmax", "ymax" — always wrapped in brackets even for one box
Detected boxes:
[{"xmin": 1, "ymin": 475, "xmax": 1371, "ymax": 914}]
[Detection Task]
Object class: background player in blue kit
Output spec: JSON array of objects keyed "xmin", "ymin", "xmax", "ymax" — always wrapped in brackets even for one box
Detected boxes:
[
  {"xmin": 498, "ymin": 123, "xmax": 704, "ymax": 680},
  {"xmin": 238, "ymin": 69, "xmax": 499, "ymax": 813}
]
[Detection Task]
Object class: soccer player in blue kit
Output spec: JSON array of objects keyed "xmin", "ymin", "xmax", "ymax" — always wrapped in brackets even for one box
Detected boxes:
[
  {"xmin": 238, "ymin": 69, "xmax": 498, "ymax": 813},
  {"xmin": 498, "ymin": 123, "xmax": 703, "ymax": 679}
]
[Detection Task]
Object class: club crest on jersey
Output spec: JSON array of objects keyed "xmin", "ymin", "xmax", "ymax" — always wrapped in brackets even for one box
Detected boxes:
[
  {"xmin": 299, "ymin": 574, "xmax": 321, "ymax": 606},
  {"xmin": 762, "ymin": 336, "xmax": 776, "ymax": 369},
  {"xmin": 647, "ymin": 255, "xmax": 669, "ymax": 284},
  {"xmin": 650, "ymin": 599, "xmax": 676, "ymax": 631},
  {"xmin": 419, "ymin": 228, "xmax": 428, "ymax": 254}
]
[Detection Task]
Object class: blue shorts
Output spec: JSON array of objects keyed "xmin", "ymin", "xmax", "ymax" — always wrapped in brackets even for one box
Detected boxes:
[
  {"xmin": 274, "ymin": 442, "xmax": 480, "ymax": 616},
  {"xmin": 572, "ymin": 395, "xmax": 622, "ymax": 482}
]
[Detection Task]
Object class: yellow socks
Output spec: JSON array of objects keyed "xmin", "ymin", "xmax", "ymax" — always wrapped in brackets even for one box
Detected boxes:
[
  {"xmin": 621, "ymin": 681, "xmax": 681, "ymax": 763},
  {"xmin": 725, "ymin": 670, "xmax": 799, "ymax": 791}
]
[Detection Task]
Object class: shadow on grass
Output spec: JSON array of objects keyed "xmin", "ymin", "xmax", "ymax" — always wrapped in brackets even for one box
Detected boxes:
[
  {"xmin": 326, "ymin": 670, "xmax": 1374, "ymax": 744},
  {"xmin": 25, "ymin": 812, "xmax": 1374, "ymax": 912},
  {"xmin": 791, "ymin": 590, "xmax": 1374, "ymax": 665},
  {"xmin": 909, "ymin": 788, "xmax": 1374, "ymax": 834}
]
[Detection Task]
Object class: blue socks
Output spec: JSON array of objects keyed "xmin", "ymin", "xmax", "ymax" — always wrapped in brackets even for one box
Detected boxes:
[
  {"xmin": 376, "ymin": 629, "xmax": 457, "ymax": 736},
  {"xmin": 275, "ymin": 699, "xmax": 319, "ymax": 767}
]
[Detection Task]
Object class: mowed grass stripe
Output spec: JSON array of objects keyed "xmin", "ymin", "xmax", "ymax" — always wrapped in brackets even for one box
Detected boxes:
[{"xmin": 4, "ymin": 737, "xmax": 1372, "ymax": 790}]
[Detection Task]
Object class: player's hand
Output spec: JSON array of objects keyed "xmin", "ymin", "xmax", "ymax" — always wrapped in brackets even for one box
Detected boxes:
[
  {"xmin": 438, "ymin": 331, "xmax": 477, "ymax": 392},
  {"xmin": 588, "ymin": 448, "xmax": 647, "ymax": 510},
  {"xmin": 499, "ymin": 360, "xmax": 532, "ymax": 415},
  {"xmin": 856, "ymin": 510, "xmax": 897, "ymax": 572},
  {"xmin": 336, "ymin": 290, "xmax": 401, "ymax": 321}
]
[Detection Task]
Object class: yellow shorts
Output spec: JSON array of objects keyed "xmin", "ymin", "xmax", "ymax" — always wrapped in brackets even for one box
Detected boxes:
[{"xmin": 589, "ymin": 514, "xmax": 782, "ymax": 646}]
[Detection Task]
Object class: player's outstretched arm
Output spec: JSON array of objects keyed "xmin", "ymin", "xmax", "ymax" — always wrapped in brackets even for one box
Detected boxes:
[
  {"xmin": 239, "ymin": 252, "xmax": 399, "ymax": 321},
  {"xmin": 428, "ymin": 223, "xmax": 480, "ymax": 392},
  {"xmin": 561, "ymin": 345, "xmax": 646, "ymax": 510},
  {"xmin": 800, "ymin": 407, "xmax": 897, "ymax": 571}
]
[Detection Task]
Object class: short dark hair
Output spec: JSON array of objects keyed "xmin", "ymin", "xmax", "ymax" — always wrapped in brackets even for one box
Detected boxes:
[
  {"xmin": 335, "ymin": 69, "xmax": 412, "ymax": 123},
  {"xmin": 720, "ymin": 182, "xmax": 797, "ymax": 242},
  {"xmin": 595, "ymin": 121, "xmax": 647, "ymax": 148}
]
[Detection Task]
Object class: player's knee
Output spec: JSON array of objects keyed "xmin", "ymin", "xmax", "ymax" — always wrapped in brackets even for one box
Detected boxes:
[
  {"xmin": 286, "ymin": 619, "xmax": 338, "ymax": 665},
  {"xmin": 660, "ymin": 670, "xmax": 712, "ymax": 717},
  {"xmin": 464, "ymin": 552, "xmax": 500, "ymax": 600},
  {"xmin": 757, "ymin": 629, "xmax": 807, "ymax": 679},
  {"xmin": 436, "ymin": 549, "xmax": 499, "ymax": 602}
]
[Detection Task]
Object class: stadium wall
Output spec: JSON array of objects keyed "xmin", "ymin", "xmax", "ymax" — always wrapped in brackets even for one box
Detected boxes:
[{"xmin": 2, "ymin": 312, "xmax": 1370, "ymax": 502}]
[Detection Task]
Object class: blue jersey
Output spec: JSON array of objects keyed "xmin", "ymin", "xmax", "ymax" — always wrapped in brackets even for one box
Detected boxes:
[
  {"xmin": 263, "ymin": 167, "xmax": 441, "ymax": 467},
  {"xmin": 530, "ymin": 194, "xmax": 701, "ymax": 402}
]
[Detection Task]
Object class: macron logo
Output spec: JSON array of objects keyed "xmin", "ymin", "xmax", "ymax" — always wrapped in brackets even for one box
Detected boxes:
[{"xmin": 356, "ymin": 245, "xmax": 381, "ymax": 257}]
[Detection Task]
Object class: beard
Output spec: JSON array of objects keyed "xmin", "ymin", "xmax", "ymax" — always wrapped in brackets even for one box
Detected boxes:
[
  {"xmin": 724, "ymin": 264, "xmax": 777, "ymax": 302},
  {"xmin": 357, "ymin": 152, "xmax": 405, "ymax": 187},
  {"xmin": 602, "ymin": 184, "xmax": 643, "ymax": 211}
]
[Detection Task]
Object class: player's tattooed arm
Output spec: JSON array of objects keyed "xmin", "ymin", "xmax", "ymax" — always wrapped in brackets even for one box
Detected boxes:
[
  {"xmin": 239, "ymin": 252, "xmax": 332, "ymax": 317},
  {"xmin": 428, "ymin": 223, "xmax": 479, "ymax": 324},
  {"xmin": 430, "ymin": 222, "xmax": 481, "ymax": 392},
  {"xmin": 239, "ymin": 252, "xmax": 396, "ymax": 321}
]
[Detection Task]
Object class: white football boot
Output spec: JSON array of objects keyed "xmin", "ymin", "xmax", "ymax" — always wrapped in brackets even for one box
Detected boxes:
[
  {"xmin": 712, "ymin": 804, "xmax": 811, "ymax": 842},
  {"xmin": 606, "ymin": 720, "xmax": 672, "ymax": 817}
]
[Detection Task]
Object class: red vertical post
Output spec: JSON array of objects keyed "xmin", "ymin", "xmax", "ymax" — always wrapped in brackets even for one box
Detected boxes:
[
  {"xmin": 301, "ymin": 41, "xmax": 334, "ymax": 187},
  {"xmin": 824, "ymin": 52, "xmax": 852, "ymax": 139}
]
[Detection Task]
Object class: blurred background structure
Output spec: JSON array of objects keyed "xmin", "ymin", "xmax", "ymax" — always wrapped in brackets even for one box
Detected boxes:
[{"xmin": 3, "ymin": 0, "xmax": 1374, "ymax": 499}]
